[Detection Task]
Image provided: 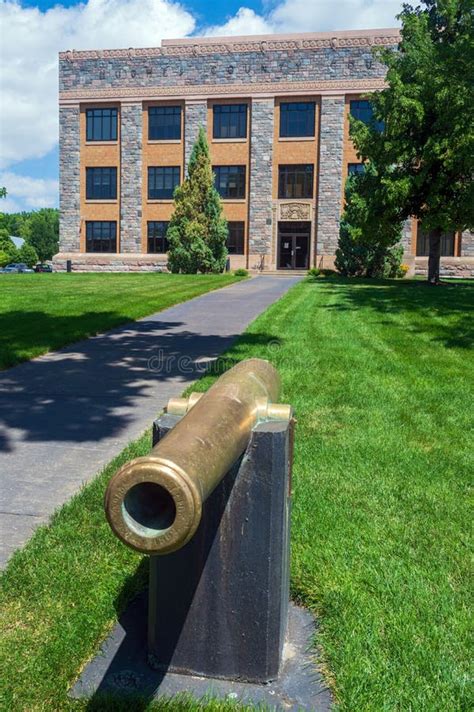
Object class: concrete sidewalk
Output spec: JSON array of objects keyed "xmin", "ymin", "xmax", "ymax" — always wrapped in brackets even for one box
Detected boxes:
[{"xmin": 0, "ymin": 276, "xmax": 300, "ymax": 568}]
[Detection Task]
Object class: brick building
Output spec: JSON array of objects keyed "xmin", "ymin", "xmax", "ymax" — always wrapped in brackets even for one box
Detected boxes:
[{"xmin": 55, "ymin": 29, "xmax": 474, "ymax": 275}]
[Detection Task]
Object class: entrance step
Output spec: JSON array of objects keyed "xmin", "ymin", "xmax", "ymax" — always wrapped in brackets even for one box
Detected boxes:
[{"xmin": 251, "ymin": 270, "xmax": 308, "ymax": 277}]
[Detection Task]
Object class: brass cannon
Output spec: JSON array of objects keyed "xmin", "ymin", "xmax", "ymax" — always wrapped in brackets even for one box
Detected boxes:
[{"xmin": 105, "ymin": 358, "xmax": 292, "ymax": 555}]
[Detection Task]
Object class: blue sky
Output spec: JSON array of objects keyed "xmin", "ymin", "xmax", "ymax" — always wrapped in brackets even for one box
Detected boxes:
[{"xmin": 0, "ymin": 0, "xmax": 403, "ymax": 213}]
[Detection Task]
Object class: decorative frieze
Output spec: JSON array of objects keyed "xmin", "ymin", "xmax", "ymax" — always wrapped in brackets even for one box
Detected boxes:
[
  {"xmin": 279, "ymin": 202, "xmax": 312, "ymax": 221},
  {"xmin": 59, "ymin": 29, "xmax": 399, "ymax": 61},
  {"xmin": 60, "ymin": 79, "xmax": 386, "ymax": 104}
]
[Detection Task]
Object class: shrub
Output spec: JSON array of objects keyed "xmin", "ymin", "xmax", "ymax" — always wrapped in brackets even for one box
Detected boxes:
[
  {"xmin": 18, "ymin": 243, "xmax": 39, "ymax": 268},
  {"xmin": 335, "ymin": 221, "xmax": 404, "ymax": 279},
  {"xmin": 398, "ymin": 263, "xmax": 409, "ymax": 278},
  {"xmin": 0, "ymin": 229, "xmax": 20, "ymax": 264},
  {"xmin": 307, "ymin": 267, "xmax": 321, "ymax": 278},
  {"xmin": 234, "ymin": 268, "xmax": 248, "ymax": 277}
]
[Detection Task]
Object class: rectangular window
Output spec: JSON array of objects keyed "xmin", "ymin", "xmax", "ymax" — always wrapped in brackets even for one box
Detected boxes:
[
  {"xmin": 147, "ymin": 221, "xmax": 169, "ymax": 253},
  {"xmin": 213, "ymin": 166, "xmax": 246, "ymax": 199},
  {"xmin": 148, "ymin": 106, "xmax": 182, "ymax": 141},
  {"xmin": 278, "ymin": 165, "xmax": 314, "ymax": 199},
  {"xmin": 350, "ymin": 100, "xmax": 384, "ymax": 132},
  {"xmin": 86, "ymin": 167, "xmax": 117, "ymax": 200},
  {"xmin": 227, "ymin": 221, "xmax": 245, "ymax": 254},
  {"xmin": 148, "ymin": 166, "xmax": 180, "ymax": 200},
  {"xmin": 280, "ymin": 102, "xmax": 315, "ymax": 138},
  {"xmin": 86, "ymin": 108, "xmax": 118, "ymax": 141},
  {"xmin": 348, "ymin": 163, "xmax": 365, "ymax": 175},
  {"xmin": 85, "ymin": 221, "xmax": 117, "ymax": 253},
  {"xmin": 213, "ymin": 104, "xmax": 248, "ymax": 139},
  {"xmin": 416, "ymin": 229, "xmax": 455, "ymax": 256}
]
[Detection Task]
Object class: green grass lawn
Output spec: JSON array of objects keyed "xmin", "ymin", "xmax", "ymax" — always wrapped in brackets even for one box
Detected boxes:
[
  {"xmin": 0, "ymin": 272, "xmax": 241, "ymax": 369},
  {"xmin": 1, "ymin": 277, "xmax": 472, "ymax": 711}
]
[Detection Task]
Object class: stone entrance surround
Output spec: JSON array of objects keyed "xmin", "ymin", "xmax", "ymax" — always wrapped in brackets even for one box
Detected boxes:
[{"xmin": 55, "ymin": 29, "xmax": 474, "ymax": 276}]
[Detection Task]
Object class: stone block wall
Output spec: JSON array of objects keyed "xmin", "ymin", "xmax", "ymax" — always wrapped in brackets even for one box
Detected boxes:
[
  {"xmin": 249, "ymin": 98, "xmax": 274, "ymax": 264},
  {"xmin": 59, "ymin": 106, "xmax": 81, "ymax": 252},
  {"xmin": 316, "ymin": 96, "xmax": 345, "ymax": 256},
  {"xmin": 461, "ymin": 230, "xmax": 474, "ymax": 257},
  {"xmin": 120, "ymin": 102, "xmax": 142, "ymax": 252},
  {"xmin": 185, "ymin": 101, "xmax": 207, "ymax": 170}
]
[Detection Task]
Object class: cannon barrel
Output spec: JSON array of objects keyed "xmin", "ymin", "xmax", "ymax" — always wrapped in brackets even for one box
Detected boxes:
[{"xmin": 104, "ymin": 358, "xmax": 291, "ymax": 555}]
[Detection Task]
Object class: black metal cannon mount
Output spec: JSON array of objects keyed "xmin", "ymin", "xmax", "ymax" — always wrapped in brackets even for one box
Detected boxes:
[{"xmin": 71, "ymin": 360, "xmax": 331, "ymax": 709}]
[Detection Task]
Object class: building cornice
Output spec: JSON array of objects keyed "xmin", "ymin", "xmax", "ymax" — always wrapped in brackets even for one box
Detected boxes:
[
  {"xmin": 59, "ymin": 28, "xmax": 400, "ymax": 61},
  {"xmin": 59, "ymin": 78, "xmax": 387, "ymax": 104}
]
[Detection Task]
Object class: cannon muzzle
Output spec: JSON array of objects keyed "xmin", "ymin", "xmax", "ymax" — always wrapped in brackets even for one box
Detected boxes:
[{"xmin": 104, "ymin": 358, "xmax": 291, "ymax": 555}]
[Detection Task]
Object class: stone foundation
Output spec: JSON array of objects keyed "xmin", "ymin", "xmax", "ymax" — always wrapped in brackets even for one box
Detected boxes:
[
  {"xmin": 53, "ymin": 253, "xmax": 168, "ymax": 272},
  {"xmin": 414, "ymin": 257, "xmax": 474, "ymax": 279},
  {"xmin": 53, "ymin": 253, "xmax": 249, "ymax": 273}
]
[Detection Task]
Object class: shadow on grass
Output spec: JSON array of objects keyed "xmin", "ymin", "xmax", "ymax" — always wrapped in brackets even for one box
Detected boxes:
[{"xmin": 311, "ymin": 277, "xmax": 474, "ymax": 349}]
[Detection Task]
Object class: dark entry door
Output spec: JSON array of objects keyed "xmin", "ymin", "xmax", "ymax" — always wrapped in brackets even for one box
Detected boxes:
[{"xmin": 278, "ymin": 223, "xmax": 310, "ymax": 270}]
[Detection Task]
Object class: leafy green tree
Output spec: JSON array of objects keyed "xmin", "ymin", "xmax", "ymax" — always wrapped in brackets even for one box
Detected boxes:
[
  {"xmin": 167, "ymin": 127, "xmax": 228, "ymax": 274},
  {"xmin": 18, "ymin": 243, "xmax": 39, "ymax": 268},
  {"xmin": 0, "ymin": 251, "xmax": 10, "ymax": 268},
  {"xmin": 24, "ymin": 209, "xmax": 59, "ymax": 261},
  {"xmin": 0, "ymin": 228, "xmax": 19, "ymax": 264},
  {"xmin": 350, "ymin": 0, "xmax": 474, "ymax": 284}
]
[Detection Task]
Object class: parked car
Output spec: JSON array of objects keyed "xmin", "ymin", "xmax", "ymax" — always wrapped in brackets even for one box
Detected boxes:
[
  {"xmin": 1, "ymin": 266, "xmax": 19, "ymax": 273},
  {"xmin": 1, "ymin": 263, "xmax": 34, "ymax": 273},
  {"xmin": 34, "ymin": 263, "xmax": 53, "ymax": 273}
]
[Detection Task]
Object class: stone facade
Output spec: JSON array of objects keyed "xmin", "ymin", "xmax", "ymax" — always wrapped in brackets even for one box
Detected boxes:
[
  {"xmin": 120, "ymin": 103, "xmax": 142, "ymax": 252},
  {"xmin": 400, "ymin": 219, "xmax": 413, "ymax": 254},
  {"xmin": 55, "ymin": 30, "xmax": 474, "ymax": 275},
  {"xmin": 316, "ymin": 96, "xmax": 345, "ymax": 257},
  {"xmin": 414, "ymin": 257, "xmax": 474, "ymax": 278},
  {"xmin": 58, "ymin": 32, "xmax": 394, "ymax": 99},
  {"xmin": 461, "ymin": 230, "xmax": 474, "ymax": 257},
  {"xmin": 59, "ymin": 106, "xmax": 80, "ymax": 252},
  {"xmin": 249, "ymin": 98, "xmax": 274, "ymax": 265},
  {"xmin": 185, "ymin": 100, "xmax": 207, "ymax": 169}
]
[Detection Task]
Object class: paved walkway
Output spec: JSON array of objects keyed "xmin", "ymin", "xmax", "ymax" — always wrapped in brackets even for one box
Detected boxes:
[{"xmin": 0, "ymin": 276, "xmax": 300, "ymax": 568}]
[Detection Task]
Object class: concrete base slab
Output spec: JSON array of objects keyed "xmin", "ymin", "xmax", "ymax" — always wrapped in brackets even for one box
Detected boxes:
[{"xmin": 70, "ymin": 592, "xmax": 332, "ymax": 711}]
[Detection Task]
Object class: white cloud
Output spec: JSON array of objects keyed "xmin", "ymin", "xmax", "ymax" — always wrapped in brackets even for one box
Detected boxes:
[
  {"xmin": 0, "ymin": 0, "xmax": 404, "ymax": 212},
  {"xmin": 0, "ymin": 172, "xmax": 59, "ymax": 212},
  {"xmin": 0, "ymin": 0, "xmax": 195, "ymax": 172},
  {"xmin": 206, "ymin": 1, "xmax": 403, "ymax": 37},
  {"xmin": 205, "ymin": 8, "xmax": 272, "ymax": 37},
  {"xmin": 267, "ymin": 0, "xmax": 403, "ymax": 33}
]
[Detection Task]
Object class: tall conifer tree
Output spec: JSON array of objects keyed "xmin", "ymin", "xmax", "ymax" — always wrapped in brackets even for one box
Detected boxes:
[{"xmin": 167, "ymin": 128, "xmax": 228, "ymax": 274}]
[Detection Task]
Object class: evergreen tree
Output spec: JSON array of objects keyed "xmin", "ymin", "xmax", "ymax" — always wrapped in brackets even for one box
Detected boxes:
[
  {"xmin": 167, "ymin": 127, "xmax": 228, "ymax": 274},
  {"xmin": 350, "ymin": 0, "xmax": 474, "ymax": 284}
]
